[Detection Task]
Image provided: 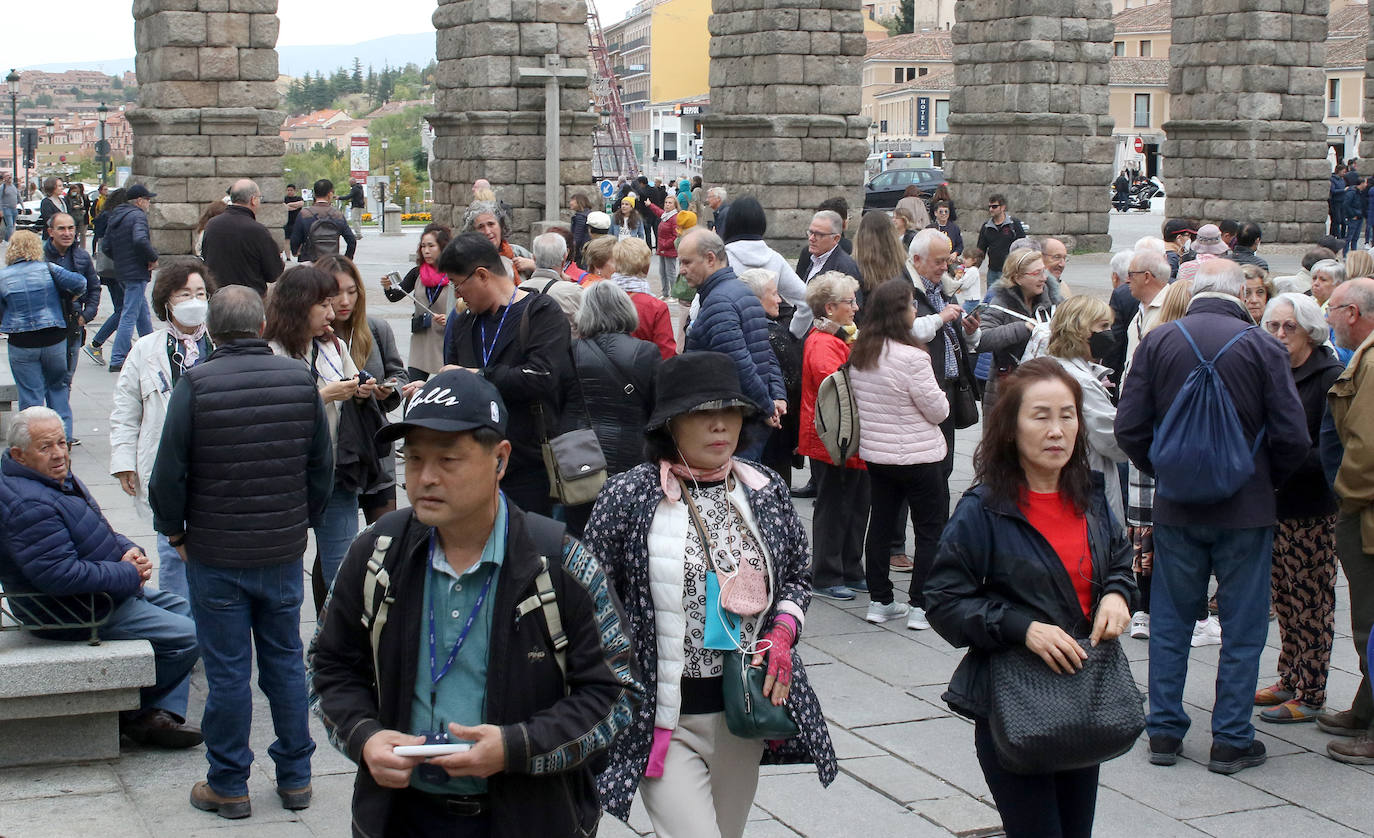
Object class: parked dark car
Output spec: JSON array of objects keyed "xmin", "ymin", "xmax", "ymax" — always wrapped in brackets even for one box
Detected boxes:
[{"xmin": 863, "ymin": 167, "xmax": 946, "ymax": 212}]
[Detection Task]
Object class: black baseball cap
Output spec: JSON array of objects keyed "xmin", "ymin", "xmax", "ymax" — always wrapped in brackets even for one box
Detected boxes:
[
  {"xmin": 376, "ymin": 369, "xmax": 508, "ymax": 444},
  {"xmin": 126, "ymin": 184, "xmax": 157, "ymax": 200}
]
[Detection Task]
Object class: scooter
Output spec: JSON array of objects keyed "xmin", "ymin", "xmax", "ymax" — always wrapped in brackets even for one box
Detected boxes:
[{"xmin": 1126, "ymin": 177, "xmax": 1164, "ymax": 212}]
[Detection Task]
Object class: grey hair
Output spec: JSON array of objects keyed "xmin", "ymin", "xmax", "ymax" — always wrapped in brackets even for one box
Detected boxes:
[
  {"xmin": 1133, "ymin": 236, "xmax": 1167, "ymax": 255},
  {"xmin": 1010, "ymin": 237, "xmax": 1042, "ymax": 253},
  {"xmin": 1110, "ymin": 249, "xmax": 1134, "ymax": 283},
  {"xmin": 208, "ymin": 285, "xmax": 266, "ymax": 343},
  {"xmin": 574, "ymin": 280, "xmax": 639, "ymax": 337},
  {"xmin": 1130, "ymin": 248, "xmax": 1170, "ymax": 283},
  {"xmin": 531, "ymin": 233, "xmax": 568, "ymax": 270},
  {"xmin": 684, "ymin": 228, "xmax": 727, "ymax": 262},
  {"xmin": 812, "ymin": 210, "xmax": 843, "ymax": 237},
  {"xmin": 228, "ymin": 179, "xmax": 260, "ymax": 205},
  {"xmin": 1264, "ymin": 292, "xmax": 1329, "ymax": 347},
  {"xmin": 1310, "ymin": 259, "xmax": 1346, "ymax": 286},
  {"xmin": 8, "ymin": 406, "xmax": 63, "ymax": 449},
  {"xmin": 908, "ymin": 226, "xmax": 948, "ymax": 260},
  {"xmin": 737, "ymin": 268, "xmax": 778, "ymax": 299},
  {"xmin": 1192, "ymin": 258, "xmax": 1246, "ymax": 298},
  {"xmin": 463, "ymin": 201, "xmax": 507, "ymax": 236},
  {"xmin": 708, "ymin": 186, "xmax": 727, "ymax": 201}
]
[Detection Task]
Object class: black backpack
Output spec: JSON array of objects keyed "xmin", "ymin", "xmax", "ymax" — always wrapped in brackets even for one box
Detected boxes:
[{"xmin": 298, "ymin": 207, "xmax": 343, "ymax": 262}]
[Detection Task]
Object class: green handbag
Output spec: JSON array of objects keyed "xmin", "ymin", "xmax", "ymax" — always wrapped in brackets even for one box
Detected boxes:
[
  {"xmin": 671, "ymin": 272, "xmax": 695, "ymax": 304},
  {"xmin": 722, "ymin": 650, "xmax": 800, "ymax": 740}
]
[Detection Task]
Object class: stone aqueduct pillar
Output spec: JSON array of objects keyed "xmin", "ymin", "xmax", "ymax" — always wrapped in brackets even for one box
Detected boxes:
[
  {"xmin": 942, "ymin": 0, "xmax": 1116, "ymax": 253},
  {"xmin": 1361, "ymin": 2, "xmax": 1374, "ymax": 167},
  {"xmin": 702, "ymin": 0, "xmax": 870, "ymax": 249},
  {"xmin": 429, "ymin": 0, "xmax": 597, "ymax": 241},
  {"xmin": 1163, "ymin": 1, "xmax": 1329, "ymax": 243},
  {"xmin": 130, "ymin": 0, "xmax": 286, "ymax": 256}
]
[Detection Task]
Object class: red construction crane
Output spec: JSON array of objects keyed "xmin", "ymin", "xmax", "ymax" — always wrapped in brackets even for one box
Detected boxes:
[{"xmin": 586, "ymin": 0, "xmax": 639, "ymax": 180}]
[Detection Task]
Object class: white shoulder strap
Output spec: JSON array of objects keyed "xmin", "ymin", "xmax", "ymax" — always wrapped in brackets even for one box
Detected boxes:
[{"xmin": 515, "ymin": 555, "xmax": 569, "ymax": 687}]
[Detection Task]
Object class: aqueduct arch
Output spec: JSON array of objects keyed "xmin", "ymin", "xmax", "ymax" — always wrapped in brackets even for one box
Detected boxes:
[{"xmin": 130, "ymin": 0, "xmax": 1352, "ymax": 255}]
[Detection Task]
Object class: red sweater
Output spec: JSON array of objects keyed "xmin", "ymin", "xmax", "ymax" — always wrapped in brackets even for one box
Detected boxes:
[
  {"xmin": 629, "ymin": 291, "xmax": 677, "ymax": 360},
  {"xmin": 798, "ymin": 329, "xmax": 864, "ymax": 468},
  {"xmin": 1019, "ymin": 489, "xmax": 1093, "ymax": 617}
]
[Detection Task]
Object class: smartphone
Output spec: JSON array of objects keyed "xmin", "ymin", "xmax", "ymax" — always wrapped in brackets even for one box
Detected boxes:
[
  {"xmin": 968, "ymin": 302, "xmax": 991, "ymax": 318},
  {"xmin": 384, "ymin": 271, "xmax": 401, "ymax": 287},
  {"xmin": 357, "ymin": 369, "xmax": 374, "ymax": 384},
  {"xmin": 381, "ymin": 377, "xmax": 401, "ymax": 388}
]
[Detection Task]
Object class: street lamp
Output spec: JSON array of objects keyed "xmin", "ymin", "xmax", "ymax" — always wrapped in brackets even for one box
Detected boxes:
[
  {"xmin": 44, "ymin": 118, "xmax": 53, "ymax": 178},
  {"xmin": 96, "ymin": 101, "xmax": 109, "ymax": 187},
  {"xmin": 5, "ymin": 69, "xmax": 18, "ymax": 187}
]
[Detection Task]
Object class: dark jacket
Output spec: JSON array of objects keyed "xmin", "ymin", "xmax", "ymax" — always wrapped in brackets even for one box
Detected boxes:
[
  {"xmin": 1278, "ymin": 345, "xmax": 1343, "ymax": 520},
  {"xmin": 44, "ymin": 239, "xmax": 101, "ymax": 325},
  {"xmin": 1344, "ymin": 187, "xmax": 1368, "ymax": 220},
  {"xmin": 1229, "ymin": 247, "xmax": 1269, "ymax": 272},
  {"xmin": 795, "ymin": 244, "xmax": 864, "ymax": 290},
  {"xmin": 978, "ymin": 282, "xmax": 1053, "ymax": 378},
  {"xmin": 347, "ymin": 183, "xmax": 365, "ymax": 209},
  {"xmin": 582, "ymin": 462, "xmax": 838, "ymax": 821},
  {"xmin": 924, "ymin": 480, "xmax": 1135, "ymax": 720},
  {"xmin": 201, "ymin": 204, "xmax": 285, "ymax": 295},
  {"xmin": 684, "ymin": 266, "xmax": 783, "ymax": 413},
  {"xmin": 568, "ymin": 332, "xmax": 660, "ymax": 475},
  {"xmin": 102, "ymin": 203, "xmax": 159, "ymax": 284},
  {"xmin": 570, "ymin": 209, "xmax": 589, "ymax": 265},
  {"xmin": 929, "ymin": 221, "xmax": 964, "ymax": 255},
  {"xmin": 1331, "ymin": 173, "xmax": 1349, "ymax": 201},
  {"xmin": 0, "ymin": 453, "xmax": 143, "ymax": 624},
  {"xmin": 291, "ymin": 203, "xmax": 357, "ymax": 261},
  {"xmin": 39, "ymin": 195, "xmax": 66, "ymax": 238},
  {"xmin": 443, "ymin": 291, "xmax": 572, "ymax": 486},
  {"xmin": 975, "ymin": 216, "xmax": 1026, "ymax": 273},
  {"xmin": 1106, "ymin": 283, "xmax": 1139, "ymax": 390},
  {"xmin": 1114, "ymin": 297, "xmax": 1311, "ymax": 529},
  {"xmin": 308, "ymin": 505, "xmax": 643, "ymax": 838},
  {"xmin": 149, "ymin": 340, "xmax": 334, "ymax": 567}
]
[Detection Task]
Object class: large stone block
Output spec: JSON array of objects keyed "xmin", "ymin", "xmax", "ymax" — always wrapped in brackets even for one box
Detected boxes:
[
  {"xmin": 148, "ymin": 11, "xmax": 207, "ymax": 47},
  {"xmin": 140, "ymin": 81, "xmax": 219, "ymax": 108},
  {"xmin": 229, "ymin": 0, "xmax": 278, "ymax": 10},
  {"xmin": 198, "ymin": 46, "xmax": 240, "ymax": 80},
  {"xmin": 218, "ymin": 81, "xmax": 282, "ymax": 108},
  {"xmin": 206, "ymin": 12, "xmax": 251, "ymax": 46},
  {"xmin": 238, "ymin": 48, "xmax": 278, "ymax": 81},
  {"xmin": 249, "ymin": 14, "xmax": 279, "ymax": 48}
]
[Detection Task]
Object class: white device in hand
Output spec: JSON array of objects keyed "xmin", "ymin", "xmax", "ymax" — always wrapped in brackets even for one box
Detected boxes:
[{"xmin": 393, "ymin": 743, "xmax": 472, "ymax": 757}]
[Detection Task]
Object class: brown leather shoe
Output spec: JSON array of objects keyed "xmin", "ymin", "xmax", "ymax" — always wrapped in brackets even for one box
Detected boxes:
[
  {"xmin": 1316, "ymin": 708, "xmax": 1373, "ymax": 738},
  {"xmin": 1327, "ymin": 735, "xmax": 1374, "ymax": 765},
  {"xmin": 276, "ymin": 784, "xmax": 312, "ymax": 810},
  {"xmin": 190, "ymin": 780, "xmax": 251, "ymax": 819},
  {"xmin": 122, "ymin": 710, "xmax": 204, "ymax": 749}
]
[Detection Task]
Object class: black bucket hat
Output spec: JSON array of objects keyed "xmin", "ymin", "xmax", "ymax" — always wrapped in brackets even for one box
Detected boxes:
[{"xmin": 646, "ymin": 352, "xmax": 757, "ymax": 431}]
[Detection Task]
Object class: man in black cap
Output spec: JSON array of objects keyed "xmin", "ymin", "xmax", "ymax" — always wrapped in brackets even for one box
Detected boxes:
[
  {"xmin": 309, "ymin": 368, "xmax": 641, "ymax": 838},
  {"xmin": 1161, "ymin": 218, "xmax": 1195, "ymax": 279}
]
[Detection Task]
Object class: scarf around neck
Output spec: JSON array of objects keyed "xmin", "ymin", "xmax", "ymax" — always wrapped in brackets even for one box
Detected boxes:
[
  {"xmin": 659, "ymin": 459, "xmax": 771, "ymax": 502},
  {"xmin": 612, "ymin": 272, "xmax": 652, "ymax": 295},
  {"xmin": 167, "ymin": 321, "xmax": 207, "ymax": 367},
  {"xmin": 419, "ymin": 262, "xmax": 448, "ymax": 288},
  {"xmin": 812, "ymin": 317, "xmax": 857, "ymax": 344}
]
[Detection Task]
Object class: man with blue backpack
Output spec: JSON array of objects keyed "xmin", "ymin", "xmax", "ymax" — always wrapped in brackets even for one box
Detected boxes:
[{"xmin": 1115, "ymin": 258, "xmax": 1310, "ymax": 776}]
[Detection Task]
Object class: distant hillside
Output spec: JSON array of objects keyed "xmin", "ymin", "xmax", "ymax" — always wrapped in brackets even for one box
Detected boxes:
[{"xmin": 20, "ymin": 32, "xmax": 436, "ymax": 79}]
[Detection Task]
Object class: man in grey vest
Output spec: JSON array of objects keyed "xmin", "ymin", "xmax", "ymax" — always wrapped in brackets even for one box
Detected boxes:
[{"xmin": 150, "ymin": 286, "xmax": 334, "ymax": 819}]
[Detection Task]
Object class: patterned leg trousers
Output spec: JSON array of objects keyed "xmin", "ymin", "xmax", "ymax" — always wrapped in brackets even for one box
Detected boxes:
[{"xmin": 1271, "ymin": 514, "xmax": 1338, "ymax": 706}]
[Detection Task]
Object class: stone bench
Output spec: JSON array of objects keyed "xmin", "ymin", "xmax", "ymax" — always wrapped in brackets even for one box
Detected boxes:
[{"xmin": 0, "ymin": 631, "xmax": 154, "ymax": 767}]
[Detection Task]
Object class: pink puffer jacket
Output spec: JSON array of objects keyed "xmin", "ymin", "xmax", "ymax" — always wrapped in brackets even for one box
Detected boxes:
[{"xmin": 849, "ymin": 339, "xmax": 950, "ymax": 465}]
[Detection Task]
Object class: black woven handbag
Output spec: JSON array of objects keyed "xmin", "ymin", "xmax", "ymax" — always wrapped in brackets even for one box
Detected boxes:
[{"xmin": 987, "ymin": 638, "xmax": 1144, "ymax": 775}]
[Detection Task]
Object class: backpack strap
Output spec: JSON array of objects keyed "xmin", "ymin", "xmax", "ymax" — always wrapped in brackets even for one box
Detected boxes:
[
  {"xmin": 360, "ymin": 509, "xmax": 412, "ymax": 688},
  {"xmin": 514, "ymin": 513, "xmax": 570, "ymax": 685}
]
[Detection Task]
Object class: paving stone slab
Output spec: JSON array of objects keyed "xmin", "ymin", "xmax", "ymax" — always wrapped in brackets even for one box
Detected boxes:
[
  {"xmin": 1098, "ymin": 738, "xmax": 1283, "ymax": 820},
  {"xmin": 806, "ymin": 629, "xmax": 960, "ymax": 689},
  {"xmin": 840, "ymin": 754, "xmax": 966, "ymax": 803},
  {"xmin": 0, "ymin": 761, "xmax": 122, "ymax": 802},
  {"xmin": 807, "ymin": 662, "xmax": 946, "ymax": 729},
  {"xmin": 1186, "ymin": 803, "xmax": 1366, "ymax": 838},
  {"xmin": 1091, "ymin": 786, "xmax": 1211, "ymax": 838},
  {"xmin": 866, "ymin": 717, "xmax": 991, "ymax": 800},
  {"xmin": 1228, "ymin": 752, "xmax": 1374, "ymax": 832},
  {"xmin": 753, "ymin": 772, "xmax": 951, "ymax": 838},
  {"xmin": 2, "ymin": 789, "xmax": 153, "ymax": 838},
  {"xmin": 907, "ymin": 794, "xmax": 1002, "ymax": 836}
]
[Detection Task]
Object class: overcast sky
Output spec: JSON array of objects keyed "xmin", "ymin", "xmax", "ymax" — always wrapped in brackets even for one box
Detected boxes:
[{"xmin": 11, "ymin": 0, "xmax": 640, "ymax": 69}]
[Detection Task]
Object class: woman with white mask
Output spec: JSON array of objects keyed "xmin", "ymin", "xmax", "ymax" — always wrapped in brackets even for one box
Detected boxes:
[{"xmin": 110, "ymin": 258, "xmax": 217, "ymax": 600}]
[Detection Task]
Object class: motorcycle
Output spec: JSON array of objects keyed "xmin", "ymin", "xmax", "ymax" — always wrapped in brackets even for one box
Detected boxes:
[{"xmin": 1125, "ymin": 176, "xmax": 1165, "ymax": 212}]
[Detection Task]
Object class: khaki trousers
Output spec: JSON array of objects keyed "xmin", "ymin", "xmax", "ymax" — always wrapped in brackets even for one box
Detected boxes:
[{"xmin": 639, "ymin": 712, "xmax": 766, "ymax": 838}]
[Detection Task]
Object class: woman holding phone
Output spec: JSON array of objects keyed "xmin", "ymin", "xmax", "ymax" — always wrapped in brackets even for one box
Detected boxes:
[{"xmin": 381, "ymin": 222, "xmax": 455, "ymax": 382}]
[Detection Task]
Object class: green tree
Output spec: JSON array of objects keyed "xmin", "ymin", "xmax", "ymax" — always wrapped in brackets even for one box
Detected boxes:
[
  {"xmin": 412, "ymin": 148, "xmax": 429, "ymax": 175},
  {"xmin": 350, "ymin": 58, "xmax": 364, "ymax": 94},
  {"xmin": 111, "ymin": 75, "xmax": 123, "ymax": 90},
  {"xmin": 35, "ymin": 93, "xmax": 53, "ymax": 107},
  {"xmin": 884, "ymin": 0, "xmax": 914, "ymax": 35}
]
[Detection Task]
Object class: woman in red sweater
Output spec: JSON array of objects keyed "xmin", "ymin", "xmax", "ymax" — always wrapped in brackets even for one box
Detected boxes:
[
  {"xmin": 797, "ymin": 270, "xmax": 867, "ymax": 601},
  {"xmin": 610, "ymin": 238, "xmax": 677, "ymax": 360}
]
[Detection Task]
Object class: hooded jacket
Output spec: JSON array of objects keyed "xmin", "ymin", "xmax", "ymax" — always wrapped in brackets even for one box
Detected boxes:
[
  {"xmin": 726, "ymin": 238, "xmax": 811, "ymax": 338},
  {"xmin": 102, "ymin": 202, "xmax": 159, "ymax": 284}
]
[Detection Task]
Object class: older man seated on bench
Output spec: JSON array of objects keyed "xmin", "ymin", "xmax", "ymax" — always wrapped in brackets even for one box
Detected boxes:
[{"xmin": 0, "ymin": 406, "xmax": 202, "ymax": 748}]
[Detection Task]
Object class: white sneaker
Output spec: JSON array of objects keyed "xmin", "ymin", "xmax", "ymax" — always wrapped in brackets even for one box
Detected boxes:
[
  {"xmin": 1129, "ymin": 611, "xmax": 1150, "ymax": 639},
  {"xmin": 865, "ymin": 601, "xmax": 909, "ymax": 624},
  {"xmin": 1191, "ymin": 616, "xmax": 1222, "ymax": 647},
  {"xmin": 906, "ymin": 606, "xmax": 930, "ymax": 631}
]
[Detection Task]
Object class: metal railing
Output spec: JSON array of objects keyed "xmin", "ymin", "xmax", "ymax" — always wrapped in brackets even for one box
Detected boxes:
[{"xmin": 0, "ymin": 591, "xmax": 114, "ymax": 645}]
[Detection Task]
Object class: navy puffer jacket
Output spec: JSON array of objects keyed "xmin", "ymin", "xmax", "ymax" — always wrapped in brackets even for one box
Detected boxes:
[
  {"xmin": 101, "ymin": 202, "xmax": 159, "ymax": 283},
  {"xmin": 0, "ymin": 453, "xmax": 143, "ymax": 623},
  {"xmin": 684, "ymin": 266, "xmax": 782, "ymax": 413}
]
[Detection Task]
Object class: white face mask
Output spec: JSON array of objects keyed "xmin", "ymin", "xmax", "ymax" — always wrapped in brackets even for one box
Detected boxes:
[{"xmin": 171, "ymin": 298, "xmax": 208, "ymax": 328}]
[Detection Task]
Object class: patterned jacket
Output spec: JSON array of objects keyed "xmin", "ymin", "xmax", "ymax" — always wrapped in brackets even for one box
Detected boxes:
[{"xmin": 583, "ymin": 461, "xmax": 838, "ymax": 821}]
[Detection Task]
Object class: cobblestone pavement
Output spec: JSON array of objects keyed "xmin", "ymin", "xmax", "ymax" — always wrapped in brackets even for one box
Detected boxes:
[{"xmin": 2, "ymin": 219, "xmax": 1369, "ymax": 837}]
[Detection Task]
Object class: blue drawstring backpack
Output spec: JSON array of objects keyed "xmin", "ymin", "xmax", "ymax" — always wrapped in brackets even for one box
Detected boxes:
[{"xmin": 1148, "ymin": 322, "xmax": 1265, "ymax": 504}]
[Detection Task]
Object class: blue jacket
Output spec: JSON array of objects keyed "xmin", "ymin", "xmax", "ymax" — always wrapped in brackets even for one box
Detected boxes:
[
  {"xmin": 0, "ymin": 453, "xmax": 143, "ymax": 622},
  {"xmin": 684, "ymin": 266, "xmax": 783, "ymax": 413},
  {"xmin": 1331, "ymin": 173, "xmax": 1348, "ymax": 201},
  {"xmin": 1114, "ymin": 297, "xmax": 1311, "ymax": 529},
  {"xmin": 924, "ymin": 479, "xmax": 1135, "ymax": 720},
  {"xmin": 44, "ymin": 239, "xmax": 101, "ymax": 324},
  {"xmin": 0, "ymin": 259, "xmax": 89, "ymax": 334},
  {"xmin": 1343, "ymin": 187, "xmax": 1367, "ymax": 219},
  {"xmin": 102, "ymin": 202, "xmax": 159, "ymax": 283}
]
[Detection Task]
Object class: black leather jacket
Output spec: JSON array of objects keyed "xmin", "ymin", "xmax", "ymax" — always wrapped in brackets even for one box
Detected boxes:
[{"xmin": 567, "ymin": 333, "xmax": 660, "ymax": 475}]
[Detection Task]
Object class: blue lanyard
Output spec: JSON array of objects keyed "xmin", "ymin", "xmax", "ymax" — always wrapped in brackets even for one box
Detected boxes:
[
  {"xmin": 313, "ymin": 339, "xmax": 344, "ymax": 380},
  {"xmin": 479, "ymin": 289, "xmax": 518, "ymax": 368},
  {"xmin": 425, "ymin": 531, "xmax": 497, "ymax": 702}
]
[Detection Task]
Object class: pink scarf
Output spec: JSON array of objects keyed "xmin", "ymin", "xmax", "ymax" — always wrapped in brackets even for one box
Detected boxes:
[
  {"xmin": 167, "ymin": 321, "xmax": 206, "ymax": 367},
  {"xmin": 658, "ymin": 459, "xmax": 770, "ymax": 502},
  {"xmin": 419, "ymin": 262, "xmax": 448, "ymax": 288}
]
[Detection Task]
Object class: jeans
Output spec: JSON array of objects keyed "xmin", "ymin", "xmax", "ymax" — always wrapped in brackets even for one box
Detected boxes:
[
  {"xmin": 1335, "ymin": 514, "xmax": 1374, "ymax": 731},
  {"xmin": 314, "ymin": 484, "xmax": 360, "ymax": 593},
  {"xmin": 864, "ymin": 461, "xmax": 948, "ymax": 607},
  {"xmin": 810, "ymin": 461, "xmax": 870, "ymax": 589},
  {"xmin": 157, "ymin": 533, "xmax": 190, "ymax": 602},
  {"xmin": 1, "ymin": 207, "xmax": 15, "ymax": 241},
  {"xmin": 1347, "ymin": 217, "xmax": 1365, "ymax": 254},
  {"xmin": 63, "ymin": 329, "xmax": 81, "ymax": 388},
  {"xmin": 92, "ymin": 278, "xmax": 124, "ymax": 347},
  {"xmin": 1148, "ymin": 524, "xmax": 1273, "ymax": 749},
  {"xmin": 974, "ymin": 718, "xmax": 1098, "ymax": 838},
  {"xmin": 9, "ymin": 339, "xmax": 73, "ymax": 439},
  {"xmin": 658, "ymin": 254, "xmax": 677, "ymax": 296},
  {"xmin": 186, "ymin": 559, "xmax": 315, "ymax": 797},
  {"xmin": 109, "ymin": 278, "xmax": 152, "ymax": 368},
  {"xmin": 99, "ymin": 587, "xmax": 198, "ymax": 717}
]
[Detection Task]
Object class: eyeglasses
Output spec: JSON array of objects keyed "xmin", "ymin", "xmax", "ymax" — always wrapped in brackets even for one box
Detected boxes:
[
  {"xmin": 1022, "ymin": 269, "xmax": 1045, "ymax": 278},
  {"xmin": 1126, "ymin": 270, "xmax": 1151, "ymax": 278},
  {"xmin": 1328, "ymin": 302, "xmax": 1361, "ymax": 317},
  {"xmin": 806, "ymin": 229, "xmax": 838, "ymax": 239},
  {"xmin": 453, "ymin": 270, "xmax": 478, "ymax": 287},
  {"xmin": 1263, "ymin": 320, "xmax": 1301, "ymax": 335},
  {"xmin": 837, "ymin": 298, "xmax": 858, "ymax": 307},
  {"xmin": 987, "ymin": 204, "xmax": 1002, "ymax": 209}
]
